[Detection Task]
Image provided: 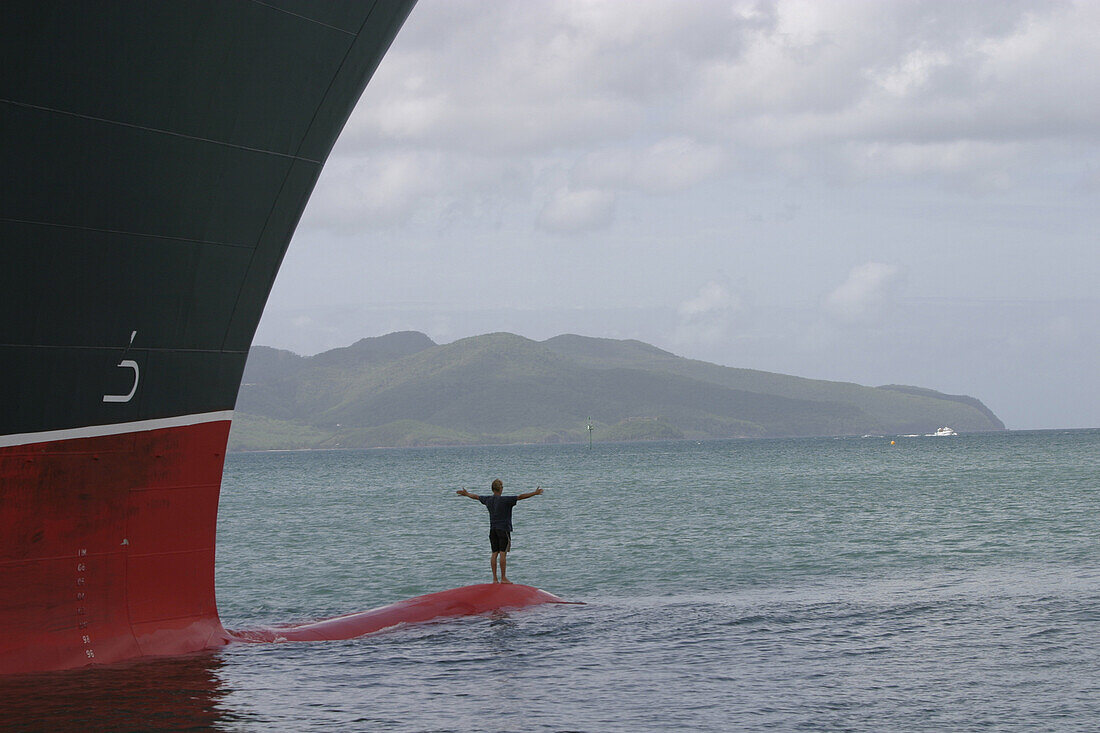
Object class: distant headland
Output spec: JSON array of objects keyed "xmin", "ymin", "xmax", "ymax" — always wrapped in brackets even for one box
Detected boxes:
[{"xmin": 229, "ymin": 331, "xmax": 1005, "ymax": 451}]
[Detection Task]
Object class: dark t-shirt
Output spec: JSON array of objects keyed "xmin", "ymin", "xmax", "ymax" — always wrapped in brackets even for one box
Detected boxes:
[{"xmin": 478, "ymin": 494, "xmax": 519, "ymax": 531}]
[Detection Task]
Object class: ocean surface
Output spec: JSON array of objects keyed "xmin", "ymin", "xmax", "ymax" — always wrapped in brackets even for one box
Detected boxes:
[{"xmin": 3, "ymin": 429, "xmax": 1099, "ymax": 731}]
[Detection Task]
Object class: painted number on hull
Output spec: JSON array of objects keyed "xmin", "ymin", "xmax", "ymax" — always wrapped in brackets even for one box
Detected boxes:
[
  {"xmin": 103, "ymin": 331, "xmax": 140, "ymax": 403},
  {"xmin": 76, "ymin": 548, "xmax": 94, "ymax": 661}
]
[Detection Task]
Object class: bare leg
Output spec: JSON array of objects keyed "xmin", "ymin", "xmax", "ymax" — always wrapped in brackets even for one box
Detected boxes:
[
  {"xmin": 490, "ymin": 552, "xmax": 499, "ymax": 583},
  {"xmin": 499, "ymin": 552, "xmax": 512, "ymax": 584}
]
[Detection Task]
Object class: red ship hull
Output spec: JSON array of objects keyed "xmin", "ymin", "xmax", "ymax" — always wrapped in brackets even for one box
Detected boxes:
[{"xmin": 0, "ymin": 417, "xmax": 233, "ymax": 674}]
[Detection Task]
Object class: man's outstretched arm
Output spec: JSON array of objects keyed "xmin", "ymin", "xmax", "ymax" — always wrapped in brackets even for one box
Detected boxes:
[
  {"xmin": 516, "ymin": 486, "xmax": 543, "ymax": 501},
  {"xmin": 456, "ymin": 489, "xmax": 481, "ymax": 500}
]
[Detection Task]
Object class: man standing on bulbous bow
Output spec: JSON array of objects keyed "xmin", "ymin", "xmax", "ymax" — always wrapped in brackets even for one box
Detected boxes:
[{"xmin": 456, "ymin": 479, "xmax": 543, "ymax": 584}]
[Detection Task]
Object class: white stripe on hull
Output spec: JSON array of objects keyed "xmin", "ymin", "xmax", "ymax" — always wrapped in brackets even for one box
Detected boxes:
[{"xmin": 0, "ymin": 411, "xmax": 235, "ymax": 448}]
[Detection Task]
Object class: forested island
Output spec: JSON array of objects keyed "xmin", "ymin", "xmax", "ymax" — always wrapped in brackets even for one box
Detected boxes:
[{"xmin": 228, "ymin": 331, "xmax": 1004, "ymax": 450}]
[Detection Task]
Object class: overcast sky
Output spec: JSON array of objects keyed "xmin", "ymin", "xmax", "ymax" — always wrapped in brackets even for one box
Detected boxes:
[{"xmin": 255, "ymin": 0, "xmax": 1099, "ymax": 430}]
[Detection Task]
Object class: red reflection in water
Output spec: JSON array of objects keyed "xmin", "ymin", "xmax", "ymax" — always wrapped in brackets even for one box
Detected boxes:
[{"xmin": 0, "ymin": 651, "xmax": 232, "ymax": 731}]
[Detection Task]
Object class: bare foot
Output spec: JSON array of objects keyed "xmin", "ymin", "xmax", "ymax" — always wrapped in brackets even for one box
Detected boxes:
[
  {"xmin": 492, "ymin": 578, "xmax": 499, "ymax": 583},
  {"xmin": 500, "ymin": 578, "xmax": 513, "ymax": 584}
]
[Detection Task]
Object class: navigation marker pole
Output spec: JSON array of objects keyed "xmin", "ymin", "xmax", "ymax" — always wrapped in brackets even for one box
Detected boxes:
[{"xmin": 587, "ymin": 419, "xmax": 593, "ymax": 449}]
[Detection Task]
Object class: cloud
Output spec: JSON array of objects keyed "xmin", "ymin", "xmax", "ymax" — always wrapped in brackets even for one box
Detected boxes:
[
  {"xmin": 683, "ymin": 0, "xmax": 1100, "ymax": 185},
  {"xmin": 331, "ymin": 0, "xmax": 782, "ymax": 160},
  {"xmin": 679, "ymin": 281, "xmax": 736, "ymax": 317},
  {"xmin": 306, "ymin": 153, "xmax": 441, "ymax": 230},
  {"xmin": 300, "ymin": 151, "xmax": 530, "ymax": 231},
  {"xmin": 536, "ymin": 188, "xmax": 616, "ymax": 233},
  {"xmin": 572, "ymin": 137, "xmax": 726, "ymax": 194},
  {"xmin": 675, "ymin": 281, "xmax": 742, "ymax": 346},
  {"xmin": 868, "ymin": 47, "xmax": 953, "ymax": 99},
  {"xmin": 847, "ymin": 140, "xmax": 1020, "ymax": 190},
  {"xmin": 824, "ymin": 263, "xmax": 902, "ymax": 322},
  {"xmin": 310, "ymin": 0, "xmax": 1100, "ymax": 231}
]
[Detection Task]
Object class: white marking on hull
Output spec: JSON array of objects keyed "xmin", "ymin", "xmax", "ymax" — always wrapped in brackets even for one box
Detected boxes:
[
  {"xmin": 0, "ymin": 410, "xmax": 235, "ymax": 448},
  {"xmin": 103, "ymin": 331, "xmax": 140, "ymax": 403},
  {"xmin": 102, "ymin": 359, "xmax": 140, "ymax": 403}
]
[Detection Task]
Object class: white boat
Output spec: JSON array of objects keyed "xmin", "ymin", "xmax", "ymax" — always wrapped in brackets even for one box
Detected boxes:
[{"xmin": 933, "ymin": 426, "xmax": 958, "ymax": 436}]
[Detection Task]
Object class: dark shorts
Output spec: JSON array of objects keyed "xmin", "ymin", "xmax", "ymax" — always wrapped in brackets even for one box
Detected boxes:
[{"xmin": 489, "ymin": 529, "xmax": 511, "ymax": 553}]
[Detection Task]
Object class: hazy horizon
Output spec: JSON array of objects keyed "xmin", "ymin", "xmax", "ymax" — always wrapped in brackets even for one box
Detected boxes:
[{"xmin": 254, "ymin": 0, "xmax": 1100, "ymax": 431}]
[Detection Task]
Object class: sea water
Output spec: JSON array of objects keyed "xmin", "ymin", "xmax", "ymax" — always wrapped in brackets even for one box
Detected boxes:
[{"xmin": 3, "ymin": 430, "xmax": 1098, "ymax": 731}]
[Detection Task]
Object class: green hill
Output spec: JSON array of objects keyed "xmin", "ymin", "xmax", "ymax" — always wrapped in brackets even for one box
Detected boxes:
[{"xmin": 228, "ymin": 331, "xmax": 1004, "ymax": 450}]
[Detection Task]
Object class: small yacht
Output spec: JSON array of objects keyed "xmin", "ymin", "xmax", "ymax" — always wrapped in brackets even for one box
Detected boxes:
[{"xmin": 933, "ymin": 426, "xmax": 958, "ymax": 436}]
